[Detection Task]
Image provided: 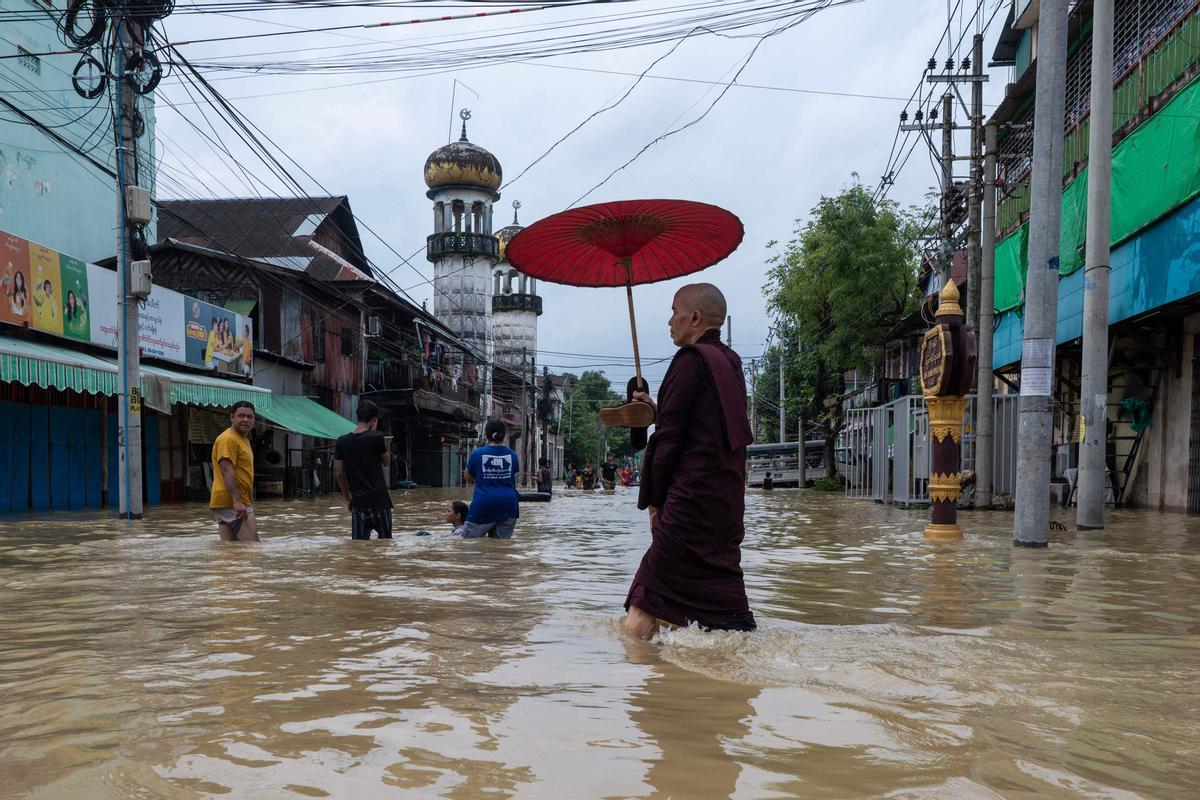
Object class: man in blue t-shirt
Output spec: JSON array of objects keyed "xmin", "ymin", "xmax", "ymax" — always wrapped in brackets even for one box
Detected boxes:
[{"xmin": 461, "ymin": 419, "xmax": 520, "ymax": 539}]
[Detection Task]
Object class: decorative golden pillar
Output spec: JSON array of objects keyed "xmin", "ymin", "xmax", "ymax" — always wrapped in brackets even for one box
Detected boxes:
[{"xmin": 919, "ymin": 279, "xmax": 975, "ymax": 542}]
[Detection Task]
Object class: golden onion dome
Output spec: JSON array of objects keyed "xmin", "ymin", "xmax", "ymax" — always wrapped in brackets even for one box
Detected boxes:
[
  {"xmin": 495, "ymin": 201, "xmax": 524, "ymax": 262},
  {"xmin": 424, "ymin": 110, "xmax": 502, "ymax": 192}
]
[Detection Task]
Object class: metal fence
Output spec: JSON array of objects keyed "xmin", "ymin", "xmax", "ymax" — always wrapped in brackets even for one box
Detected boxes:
[{"xmin": 840, "ymin": 394, "xmax": 1019, "ymax": 505}]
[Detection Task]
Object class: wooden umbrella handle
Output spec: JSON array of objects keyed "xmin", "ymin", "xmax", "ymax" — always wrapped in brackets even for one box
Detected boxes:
[{"xmin": 623, "ymin": 259, "xmax": 642, "ymax": 384}]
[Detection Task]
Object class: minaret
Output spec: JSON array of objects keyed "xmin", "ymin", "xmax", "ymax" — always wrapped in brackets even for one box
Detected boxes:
[
  {"xmin": 491, "ymin": 200, "xmax": 542, "ymax": 373},
  {"xmin": 423, "ymin": 109, "xmax": 502, "ymax": 359}
]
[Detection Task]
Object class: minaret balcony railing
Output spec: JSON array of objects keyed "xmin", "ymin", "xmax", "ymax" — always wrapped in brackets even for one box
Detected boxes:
[
  {"xmin": 426, "ymin": 231, "xmax": 499, "ymax": 261},
  {"xmin": 492, "ymin": 293, "xmax": 543, "ymax": 315}
]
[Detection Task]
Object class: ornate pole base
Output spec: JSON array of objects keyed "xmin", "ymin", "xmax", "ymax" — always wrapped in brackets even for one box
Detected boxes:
[
  {"xmin": 924, "ymin": 522, "xmax": 964, "ymax": 542},
  {"xmin": 925, "ymin": 395, "xmax": 969, "ymax": 542}
]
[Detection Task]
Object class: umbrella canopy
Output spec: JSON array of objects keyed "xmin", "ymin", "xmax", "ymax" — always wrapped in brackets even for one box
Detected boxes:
[{"xmin": 505, "ymin": 199, "xmax": 743, "ymax": 287}]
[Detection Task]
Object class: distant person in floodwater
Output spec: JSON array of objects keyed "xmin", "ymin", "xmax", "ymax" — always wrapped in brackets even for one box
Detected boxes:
[
  {"xmin": 462, "ymin": 419, "xmax": 519, "ymax": 539},
  {"xmin": 623, "ymin": 283, "xmax": 756, "ymax": 638},
  {"xmin": 762, "ymin": 471, "xmax": 774, "ymax": 491},
  {"xmin": 536, "ymin": 457, "xmax": 552, "ymax": 495},
  {"xmin": 446, "ymin": 500, "xmax": 469, "ymax": 535},
  {"xmin": 581, "ymin": 460, "xmax": 596, "ymax": 491},
  {"xmin": 601, "ymin": 453, "xmax": 617, "ymax": 490},
  {"xmin": 564, "ymin": 463, "xmax": 576, "ymax": 488}
]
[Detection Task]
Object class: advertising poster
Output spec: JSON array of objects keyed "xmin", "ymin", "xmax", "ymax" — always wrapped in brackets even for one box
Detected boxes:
[
  {"xmin": 86, "ymin": 263, "xmax": 119, "ymax": 348},
  {"xmin": 28, "ymin": 243, "xmax": 63, "ymax": 336},
  {"xmin": 59, "ymin": 254, "xmax": 91, "ymax": 341},
  {"xmin": 185, "ymin": 298, "xmax": 250, "ymax": 376},
  {"xmin": 1, "ymin": 231, "xmax": 254, "ymax": 376},
  {"xmin": 138, "ymin": 290, "xmax": 185, "ymax": 362},
  {"xmin": 0, "ymin": 233, "xmax": 31, "ymax": 326}
]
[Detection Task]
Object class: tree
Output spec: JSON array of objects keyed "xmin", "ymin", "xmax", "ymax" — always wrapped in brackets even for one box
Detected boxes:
[
  {"xmin": 562, "ymin": 371, "xmax": 633, "ymax": 472},
  {"xmin": 764, "ymin": 179, "xmax": 922, "ymax": 476}
]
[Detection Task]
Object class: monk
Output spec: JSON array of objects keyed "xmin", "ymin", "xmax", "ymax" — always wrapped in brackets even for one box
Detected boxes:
[{"xmin": 623, "ymin": 283, "xmax": 756, "ymax": 639}]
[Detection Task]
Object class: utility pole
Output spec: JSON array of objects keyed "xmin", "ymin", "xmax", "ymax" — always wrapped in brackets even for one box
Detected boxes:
[
  {"xmin": 778, "ymin": 348, "xmax": 786, "ymax": 444},
  {"xmin": 726, "ymin": 315, "xmax": 732, "ymax": 347},
  {"xmin": 1077, "ymin": 0, "xmax": 1114, "ymax": 530},
  {"xmin": 798, "ymin": 414, "xmax": 806, "ymax": 487},
  {"xmin": 966, "ymin": 33, "xmax": 984, "ymax": 347},
  {"xmin": 114, "ymin": 23, "xmax": 143, "ymax": 520},
  {"xmin": 520, "ymin": 347, "xmax": 529, "ymax": 486},
  {"xmin": 749, "ymin": 359, "xmax": 758, "ymax": 443},
  {"xmin": 975, "ymin": 123, "xmax": 998, "ymax": 510},
  {"xmin": 1014, "ymin": 0, "xmax": 1069, "ymax": 547},
  {"xmin": 940, "ymin": 91, "xmax": 954, "ymax": 276}
]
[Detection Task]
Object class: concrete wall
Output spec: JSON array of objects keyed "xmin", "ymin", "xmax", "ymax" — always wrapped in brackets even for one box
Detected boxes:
[
  {"xmin": 253, "ymin": 361, "xmax": 305, "ymax": 467},
  {"xmin": 0, "ymin": 5, "xmax": 156, "ymax": 261},
  {"xmin": 1129, "ymin": 314, "xmax": 1199, "ymax": 511}
]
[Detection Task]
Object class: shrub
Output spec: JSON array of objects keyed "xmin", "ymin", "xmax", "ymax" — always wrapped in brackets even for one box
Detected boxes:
[{"xmin": 811, "ymin": 476, "xmax": 844, "ymax": 492}]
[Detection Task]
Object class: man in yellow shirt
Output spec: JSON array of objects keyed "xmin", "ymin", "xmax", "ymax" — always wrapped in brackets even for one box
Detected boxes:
[{"xmin": 211, "ymin": 401, "xmax": 258, "ymax": 541}]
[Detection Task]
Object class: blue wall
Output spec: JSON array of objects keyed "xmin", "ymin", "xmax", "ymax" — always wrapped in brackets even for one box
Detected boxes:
[
  {"xmin": 993, "ymin": 192, "xmax": 1200, "ymax": 368},
  {"xmin": 0, "ymin": 4, "xmax": 155, "ymax": 261}
]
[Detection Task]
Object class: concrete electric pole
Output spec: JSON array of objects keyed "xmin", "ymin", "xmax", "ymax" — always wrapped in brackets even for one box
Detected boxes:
[
  {"xmin": 975, "ymin": 123, "xmax": 998, "ymax": 510},
  {"xmin": 778, "ymin": 348, "xmax": 785, "ymax": 444},
  {"xmin": 113, "ymin": 23, "xmax": 148, "ymax": 519},
  {"xmin": 1077, "ymin": 0, "xmax": 1115, "ymax": 530},
  {"xmin": 1014, "ymin": 0, "xmax": 1070, "ymax": 547},
  {"xmin": 966, "ymin": 33, "xmax": 984, "ymax": 346}
]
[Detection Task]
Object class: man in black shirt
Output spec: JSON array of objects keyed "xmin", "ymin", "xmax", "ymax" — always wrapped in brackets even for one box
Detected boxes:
[
  {"xmin": 334, "ymin": 401, "xmax": 393, "ymax": 539},
  {"xmin": 600, "ymin": 452, "xmax": 618, "ymax": 490}
]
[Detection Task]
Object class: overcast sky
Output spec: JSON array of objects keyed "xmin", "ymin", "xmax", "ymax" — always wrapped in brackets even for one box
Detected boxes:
[{"xmin": 154, "ymin": 0, "xmax": 1012, "ymax": 391}]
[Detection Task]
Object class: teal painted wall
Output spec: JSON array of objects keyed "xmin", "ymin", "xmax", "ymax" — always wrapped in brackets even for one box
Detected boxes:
[
  {"xmin": 0, "ymin": 1, "xmax": 155, "ymax": 262},
  {"xmin": 992, "ymin": 192, "xmax": 1200, "ymax": 368}
]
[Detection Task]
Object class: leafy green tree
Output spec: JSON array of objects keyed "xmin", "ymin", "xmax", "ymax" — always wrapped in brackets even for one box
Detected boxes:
[
  {"xmin": 764, "ymin": 179, "xmax": 923, "ymax": 475},
  {"xmin": 561, "ymin": 371, "xmax": 633, "ymax": 474}
]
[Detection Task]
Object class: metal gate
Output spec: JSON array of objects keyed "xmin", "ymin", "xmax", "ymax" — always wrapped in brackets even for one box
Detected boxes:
[{"xmin": 842, "ymin": 394, "xmax": 1018, "ymax": 504}]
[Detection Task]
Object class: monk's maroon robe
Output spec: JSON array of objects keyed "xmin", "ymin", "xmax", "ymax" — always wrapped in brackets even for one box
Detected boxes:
[{"xmin": 625, "ymin": 329, "xmax": 756, "ymax": 631}]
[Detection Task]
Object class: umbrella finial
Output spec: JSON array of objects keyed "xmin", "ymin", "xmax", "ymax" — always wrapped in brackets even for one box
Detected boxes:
[
  {"xmin": 459, "ymin": 108, "xmax": 472, "ymax": 141},
  {"xmin": 512, "ymin": 200, "xmax": 521, "ymax": 225}
]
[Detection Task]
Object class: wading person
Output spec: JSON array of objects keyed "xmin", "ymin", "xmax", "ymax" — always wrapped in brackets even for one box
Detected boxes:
[
  {"xmin": 536, "ymin": 457, "xmax": 553, "ymax": 495},
  {"xmin": 446, "ymin": 500, "xmax": 469, "ymax": 535},
  {"xmin": 335, "ymin": 400, "xmax": 393, "ymax": 540},
  {"xmin": 211, "ymin": 401, "xmax": 259, "ymax": 542},
  {"xmin": 600, "ymin": 452, "xmax": 618, "ymax": 491},
  {"xmin": 623, "ymin": 283, "xmax": 756, "ymax": 638},
  {"xmin": 462, "ymin": 419, "xmax": 519, "ymax": 539}
]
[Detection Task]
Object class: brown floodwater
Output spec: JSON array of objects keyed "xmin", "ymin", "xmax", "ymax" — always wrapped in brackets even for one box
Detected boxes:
[{"xmin": 1, "ymin": 488, "xmax": 1198, "ymax": 799}]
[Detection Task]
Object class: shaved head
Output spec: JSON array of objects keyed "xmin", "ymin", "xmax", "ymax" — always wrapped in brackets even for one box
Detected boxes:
[
  {"xmin": 674, "ymin": 283, "xmax": 727, "ymax": 328},
  {"xmin": 668, "ymin": 283, "xmax": 728, "ymax": 347}
]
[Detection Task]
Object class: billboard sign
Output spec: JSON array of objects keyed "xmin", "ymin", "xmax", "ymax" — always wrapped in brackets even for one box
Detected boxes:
[{"xmin": 0, "ymin": 230, "xmax": 252, "ymax": 375}]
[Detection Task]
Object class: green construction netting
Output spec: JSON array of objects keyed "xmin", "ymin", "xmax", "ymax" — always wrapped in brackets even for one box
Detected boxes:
[
  {"xmin": 993, "ymin": 75, "xmax": 1200, "ymax": 312},
  {"xmin": 258, "ymin": 394, "xmax": 355, "ymax": 440}
]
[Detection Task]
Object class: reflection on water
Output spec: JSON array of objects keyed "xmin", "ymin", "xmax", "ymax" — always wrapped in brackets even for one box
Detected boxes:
[{"xmin": 1, "ymin": 489, "xmax": 1198, "ymax": 798}]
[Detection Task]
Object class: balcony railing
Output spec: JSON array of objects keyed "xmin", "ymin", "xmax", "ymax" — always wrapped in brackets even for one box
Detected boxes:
[
  {"xmin": 426, "ymin": 231, "xmax": 499, "ymax": 262},
  {"xmin": 492, "ymin": 293, "xmax": 543, "ymax": 314},
  {"xmin": 997, "ymin": 1, "xmax": 1200, "ymax": 237},
  {"xmin": 364, "ymin": 359, "xmax": 481, "ymax": 410}
]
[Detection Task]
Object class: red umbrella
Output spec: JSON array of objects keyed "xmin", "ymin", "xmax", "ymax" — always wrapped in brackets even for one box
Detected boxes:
[{"xmin": 505, "ymin": 199, "xmax": 744, "ymax": 395}]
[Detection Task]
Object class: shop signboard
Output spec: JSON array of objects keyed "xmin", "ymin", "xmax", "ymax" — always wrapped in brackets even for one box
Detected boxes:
[{"xmin": 0, "ymin": 229, "xmax": 253, "ymax": 373}]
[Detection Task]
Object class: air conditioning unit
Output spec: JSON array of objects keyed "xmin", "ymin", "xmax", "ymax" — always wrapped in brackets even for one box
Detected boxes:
[
  {"xmin": 130, "ymin": 260, "xmax": 152, "ymax": 299},
  {"xmin": 365, "ymin": 315, "xmax": 382, "ymax": 337}
]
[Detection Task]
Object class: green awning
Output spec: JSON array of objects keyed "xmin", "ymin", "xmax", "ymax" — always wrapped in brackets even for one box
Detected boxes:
[
  {"xmin": 142, "ymin": 365, "xmax": 271, "ymax": 411},
  {"xmin": 0, "ymin": 335, "xmax": 271, "ymax": 410},
  {"xmin": 258, "ymin": 394, "xmax": 355, "ymax": 439},
  {"xmin": 224, "ymin": 299, "xmax": 257, "ymax": 316},
  {"xmin": 0, "ymin": 336, "xmax": 119, "ymax": 395}
]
